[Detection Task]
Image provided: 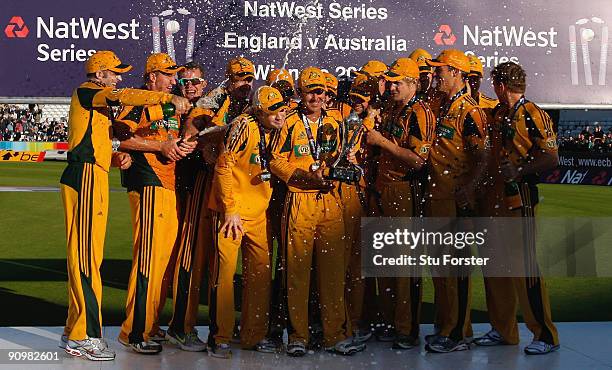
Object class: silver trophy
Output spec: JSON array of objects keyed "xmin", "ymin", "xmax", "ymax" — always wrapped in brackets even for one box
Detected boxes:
[{"xmin": 325, "ymin": 111, "xmax": 364, "ymax": 183}]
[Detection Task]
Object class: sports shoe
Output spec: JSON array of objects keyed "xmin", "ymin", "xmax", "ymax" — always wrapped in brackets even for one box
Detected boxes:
[
  {"xmin": 524, "ymin": 340, "xmax": 560, "ymax": 355},
  {"xmin": 166, "ymin": 327, "xmax": 206, "ymax": 352},
  {"xmin": 254, "ymin": 338, "xmax": 282, "ymax": 353},
  {"xmin": 353, "ymin": 328, "xmax": 373, "ymax": 344},
  {"xmin": 326, "ymin": 337, "xmax": 366, "ymax": 356},
  {"xmin": 425, "ymin": 336, "xmax": 470, "ymax": 353},
  {"xmin": 392, "ymin": 334, "xmax": 420, "ymax": 350},
  {"xmin": 375, "ymin": 326, "xmax": 395, "ymax": 342},
  {"xmin": 59, "ymin": 334, "xmax": 68, "ymax": 349},
  {"xmin": 286, "ymin": 341, "xmax": 307, "ymax": 357},
  {"xmin": 149, "ymin": 328, "xmax": 168, "ymax": 343},
  {"xmin": 473, "ymin": 329, "xmax": 506, "ymax": 346},
  {"xmin": 208, "ymin": 343, "xmax": 232, "ymax": 359},
  {"xmin": 118, "ymin": 337, "xmax": 162, "ymax": 354},
  {"xmin": 425, "ymin": 333, "xmax": 440, "ymax": 345},
  {"xmin": 65, "ymin": 337, "xmax": 116, "ymax": 361}
]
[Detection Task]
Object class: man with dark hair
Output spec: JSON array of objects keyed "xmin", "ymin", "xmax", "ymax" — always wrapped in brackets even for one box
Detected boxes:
[
  {"xmin": 466, "ymin": 55, "xmax": 498, "ymax": 109},
  {"xmin": 473, "ymin": 61, "xmax": 560, "ymax": 355},
  {"xmin": 60, "ymin": 50, "xmax": 190, "ymax": 361}
]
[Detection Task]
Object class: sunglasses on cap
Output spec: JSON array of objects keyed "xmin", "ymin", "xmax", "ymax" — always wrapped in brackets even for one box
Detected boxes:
[
  {"xmin": 266, "ymin": 101, "xmax": 288, "ymax": 113},
  {"xmin": 178, "ymin": 77, "xmax": 206, "ymax": 86}
]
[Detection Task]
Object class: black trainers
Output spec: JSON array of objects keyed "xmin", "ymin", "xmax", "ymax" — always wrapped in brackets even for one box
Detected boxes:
[
  {"xmin": 207, "ymin": 343, "xmax": 232, "ymax": 359},
  {"xmin": 375, "ymin": 326, "xmax": 395, "ymax": 342},
  {"xmin": 254, "ymin": 338, "xmax": 283, "ymax": 354},
  {"xmin": 425, "ymin": 336, "xmax": 470, "ymax": 353},
  {"xmin": 286, "ymin": 341, "xmax": 307, "ymax": 357},
  {"xmin": 118, "ymin": 337, "xmax": 162, "ymax": 354},
  {"xmin": 392, "ymin": 334, "xmax": 420, "ymax": 350}
]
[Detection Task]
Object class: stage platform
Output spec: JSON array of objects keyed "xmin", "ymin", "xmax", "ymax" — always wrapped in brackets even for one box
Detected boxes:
[{"xmin": 0, "ymin": 323, "xmax": 610, "ymax": 369}]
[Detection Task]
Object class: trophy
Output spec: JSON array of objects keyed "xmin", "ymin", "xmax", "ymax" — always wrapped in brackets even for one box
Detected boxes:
[{"xmin": 324, "ymin": 111, "xmax": 364, "ymax": 184}]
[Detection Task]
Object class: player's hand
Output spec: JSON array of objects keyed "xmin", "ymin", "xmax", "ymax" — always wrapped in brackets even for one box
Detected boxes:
[
  {"xmin": 178, "ymin": 136, "xmax": 197, "ymax": 156},
  {"xmin": 365, "ymin": 128, "xmax": 386, "ymax": 147},
  {"xmin": 221, "ymin": 213, "xmax": 244, "ymax": 240},
  {"xmin": 346, "ymin": 147, "xmax": 359, "ymax": 164},
  {"xmin": 500, "ymin": 158, "xmax": 519, "ymax": 182},
  {"xmin": 160, "ymin": 138, "xmax": 187, "ymax": 162},
  {"xmin": 171, "ymin": 95, "xmax": 191, "ymax": 115},
  {"xmin": 111, "ymin": 152, "xmax": 132, "ymax": 170}
]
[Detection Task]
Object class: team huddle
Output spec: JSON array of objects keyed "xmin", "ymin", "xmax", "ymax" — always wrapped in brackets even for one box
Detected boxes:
[{"xmin": 58, "ymin": 46, "xmax": 560, "ymax": 361}]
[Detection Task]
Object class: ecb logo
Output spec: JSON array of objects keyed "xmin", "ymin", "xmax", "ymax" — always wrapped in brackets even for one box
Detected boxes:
[
  {"xmin": 569, "ymin": 17, "xmax": 608, "ymax": 86},
  {"xmin": 152, "ymin": 6, "xmax": 197, "ymax": 64}
]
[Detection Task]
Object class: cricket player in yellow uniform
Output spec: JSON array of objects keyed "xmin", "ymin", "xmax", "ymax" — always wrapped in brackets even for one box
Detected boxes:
[
  {"xmin": 324, "ymin": 71, "xmax": 352, "ymax": 120},
  {"xmin": 364, "ymin": 58, "xmax": 436, "ymax": 350},
  {"xmin": 473, "ymin": 62, "xmax": 560, "ymax": 355},
  {"xmin": 466, "ymin": 54, "xmax": 499, "ymax": 109},
  {"xmin": 114, "ymin": 53, "xmax": 196, "ymax": 354},
  {"xmin": 60, "ymin": 50, "xmax": 190, "ymax": 361},
  {"xmin": 270, "ymin": 67, "xmax": 365, "ymax": 357},
  {"xmin": 206, "ymin": 86, "xmax": 288, "ymax": 358},
  {"xmin": 267, "ymin": 68, "xmax": 299, "ymax": 110},
  {"xmin": 424, "ymin": 49, "xmax": 488, "ymax": 353}
]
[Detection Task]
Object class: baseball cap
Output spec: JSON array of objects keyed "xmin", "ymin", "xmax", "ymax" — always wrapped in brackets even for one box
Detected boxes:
[
  {"xmin": 353, "ymin": 60, "xmax": 387, "ymax": 78},
  {"xmin": 409, "ymin": 48, "xmax": 433, "ymax": 73},
  {"xmin": 227, "ymin": 57, "xmax": 255, "ymax": 80},
  {"xmin": 145, "ymin": 53, "xmax": 185, "ymax": 74},
  {"xmin": 298, "ymin": 67, "xmax": 327, "ymax": 93},
  {"xmin": 349, "ymin": 84, "xmax": 372, "ymax": 103},
  {"xmin": 467, "ymin": 54, "xmax": 484, "ymax": 76},
  {"xmin": 323, "ymin": 72, "xmax": 339, "ymax": 94},
  {"xmin": 426, "ymin": 49, "xmax": 471, "ymax": 73},
  {"xmin": 85, "ymin": 50, "xmax": 132, "ymax": 74},
  {"xmin": 384, "ymin": 58, "xmax": 420, "ymax": 81},
  {"xmin": 253, "ymin": 86, "xmax": 288, "ymax": 114},
  {"xmin": 266, "ymin": 68, "xmax": 294, "ymax": 88}
]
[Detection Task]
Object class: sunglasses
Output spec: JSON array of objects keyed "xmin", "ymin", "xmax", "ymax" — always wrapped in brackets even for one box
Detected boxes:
[
  {"xmin": 178, "ymin": 77, "xmax": 205, "ymax": 86},
  {"xmin": 309, "ymin": 88, "xmax": 325, "ymax": 95}
]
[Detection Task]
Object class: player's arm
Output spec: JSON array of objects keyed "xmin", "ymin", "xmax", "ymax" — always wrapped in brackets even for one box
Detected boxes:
[
  {"xmin": 76, "ymin": 86, "xmax": 190, "ymax": 113},
  {"xmin": 459, "ymin": 107, "xmax": 489, "ymax": 200},
  {"xmin": 512, "ymin": 105, "xmax": 559, "ymax": 179}
]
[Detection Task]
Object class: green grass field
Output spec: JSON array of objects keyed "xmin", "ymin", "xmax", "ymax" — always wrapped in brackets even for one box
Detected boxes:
[{"xmin": 1, "ymin": 161, "xmax": 611, "ymax": 326}]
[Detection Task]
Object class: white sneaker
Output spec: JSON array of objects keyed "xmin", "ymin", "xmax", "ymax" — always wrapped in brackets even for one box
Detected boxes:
[
  {"xmin": 326, "ymin": 337, "xmax": 366, "ymax": 356},
  {"xmin": 65, "ymin": 337, "xmax": 116, "ymax": 361},
  {"xmin": 524, "ymin": 340, "xmax": 560, "ymax": 355}
]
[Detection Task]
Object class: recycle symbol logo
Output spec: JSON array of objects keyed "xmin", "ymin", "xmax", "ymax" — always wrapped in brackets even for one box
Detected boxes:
[{"xmin": 434, "ymin": 24, "xmax": 456, "ymax": 46}]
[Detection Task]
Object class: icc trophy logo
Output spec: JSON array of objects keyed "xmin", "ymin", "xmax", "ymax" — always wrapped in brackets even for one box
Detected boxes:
[
  {"xmin": 569, "ymin": 17, "xmax": 608, "ymax": 86},
  {"xmin": 151, "ymin": 6, "xmax": 197, "ymax": 63}
]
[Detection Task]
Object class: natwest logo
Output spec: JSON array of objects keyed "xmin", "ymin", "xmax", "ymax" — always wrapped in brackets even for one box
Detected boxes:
[
  {"xmin": 434, "ymin": 25, "xmax": 456, "ymax": 46},
  {"xmin": 5, "ymin": 16, "xmax": 29, "ymax": 38}
]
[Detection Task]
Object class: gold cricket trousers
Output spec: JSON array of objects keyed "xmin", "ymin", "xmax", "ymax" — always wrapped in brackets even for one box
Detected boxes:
[
  {"xmin": 119, "ymin": 186, "xmax": 178, "ymax": 344},
  {"xmin": 168, "ymin": 169, "xmax": 211, "ymax": 335},
  {"xmin": 426, "ymin": 199, "xmax": 472, "ymax": 342},
  {"xmin": 208, "ymin": 212, "xmax": 271, "ymax": 348},
  {"xmin": 61, "ymin": 162, "xmax": 108, "ymax": 340},
  {"xmin": 480, "ymin": 183, "xmax": 559, "ymax": 345},
  {"xmin": 373, "ymin": 181, "xmax": 422, "ymax": 338},
  {"xmin": 282, "ymin": 190, "xmax": 350, "ymax": 347}
]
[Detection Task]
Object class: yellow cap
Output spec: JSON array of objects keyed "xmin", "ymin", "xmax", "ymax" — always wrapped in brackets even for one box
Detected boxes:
[
  {"xmin": 298, "ymin": 67, "xmax": 327, "ymax": 93},
  {"xmin": 85, "ymin": 50, "xmax": 132, "ymax": 74},
  {"xmin": 253, "ymin": 86, "xmax": 288, "ymax": 114},
  {"xmin": 354, "ymin": 60, "xmax": 387, "ymax": 77},
  {"xmin": 266, "ymin": 68, "xmax": 294, "ymax": 88},
  {"xmin": 467, "ymin": 54, "xmax": 484, "ymax": 76},
  {"xmin": 227, "ymin": 57, "xmax": 255, "ymax": 80},
  {"xmin": 384, "ymin": 58, "xmax": 420, "ymax": 81},
  {"xmin": 145, "ymin": 53, "xmax": 185, "ymax": 74},
  {"xmin": 323, "ymin": 72, "xmax": 338, "ymax": 94},
  {"xmin": 426, "ymin": 49, "xmax": 471, "ymax": 73},
  {"xmin": 409, "ymin": 48, "xmax": 433, "ymax": 73}
]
